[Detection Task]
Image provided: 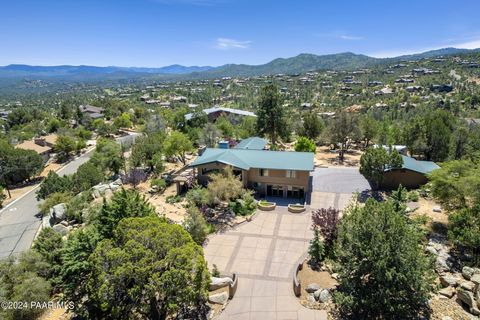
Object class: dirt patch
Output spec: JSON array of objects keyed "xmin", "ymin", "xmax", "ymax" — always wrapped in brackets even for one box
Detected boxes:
[
  {"xmin": 139, "ymin": 182, "xmax": 188, "ymax": 223},
  {"xmin": 38, "ymin": 307, "xmax": 71, "ymax": 320},
  {"xmin": 315, "ymin": 146, "xmax": 362, "ymax": 167},
  {"xmin": 297, "ymin": 261, "xmax": 338, "ymax": 301},
  {"xmin": 411, "ymin": 197, "xmax": 449, "ymax": 235},
  {"xmin": 430, "ymin": 296, "xmax": 477, "ymax": 320}
]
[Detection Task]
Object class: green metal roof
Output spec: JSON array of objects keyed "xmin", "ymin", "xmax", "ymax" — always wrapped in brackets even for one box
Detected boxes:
[
  {"xmin": 190, "ymin": 148, "xmax": 314, "ymax": 171},
  {"xmin": 235, "ymin": 137, "xmax": 268, "ymax": 150},
  {"xmin": 393, "ymin": 155, "xmax": 440, "ymax": 174}
]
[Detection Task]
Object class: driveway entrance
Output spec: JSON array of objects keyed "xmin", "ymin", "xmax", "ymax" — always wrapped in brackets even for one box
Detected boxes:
[{"xmin": 204, "ymin": 208, "xmax": 327, "ymax": 320}]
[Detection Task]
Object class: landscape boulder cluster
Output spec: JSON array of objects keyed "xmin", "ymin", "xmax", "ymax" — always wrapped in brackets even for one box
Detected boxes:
[{"xmin": 427, "ymin": 236, "xmax": 480, "ymax": 316}]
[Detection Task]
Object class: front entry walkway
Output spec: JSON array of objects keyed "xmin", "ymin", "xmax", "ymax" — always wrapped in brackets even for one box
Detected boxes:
[{"xmin": 204, "ymin": 208, "xmax": 327, "ymax": 320}]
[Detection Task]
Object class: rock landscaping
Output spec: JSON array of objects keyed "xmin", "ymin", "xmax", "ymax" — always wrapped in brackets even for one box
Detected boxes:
[
  {"xmin": 207, "ymin": 276, "xmax": 235, "ymax": 319},
  {"xmin": 426, "ymin": 235, "xmax": 480, "ymax": 317},
  {"xmin": 296, "ymin": 260, "xmax": 338, "ymax": 311}
]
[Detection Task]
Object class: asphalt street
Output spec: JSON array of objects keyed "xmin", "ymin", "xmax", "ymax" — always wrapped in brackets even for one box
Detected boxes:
[{"xmin": 0, "ymin": 134, "xmax": 137, "ymax": 258}]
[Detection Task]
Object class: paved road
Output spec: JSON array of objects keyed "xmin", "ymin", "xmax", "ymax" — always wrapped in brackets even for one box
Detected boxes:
[{"xmin": 0, "ymin": 134, "xmax": 137, "ymax": 259}]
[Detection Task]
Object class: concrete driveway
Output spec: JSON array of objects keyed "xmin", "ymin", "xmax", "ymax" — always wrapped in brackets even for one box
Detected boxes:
[
  {"xmin": 309, "ymin": 167, "xmax": 370, "ymax": 210},
  {"xmin": 204, "ymin": 208, "xmax": 327, "ymax": 320}
]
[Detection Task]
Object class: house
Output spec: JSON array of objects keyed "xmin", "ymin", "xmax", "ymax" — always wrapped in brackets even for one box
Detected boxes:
[
  {"xmin": 190, "ymin": 145, "xmax": 314, "ymax": 199},
  {"xmin": 0, "ymin": 109, "xmax": 10, "ymax": 120},
  {"xmin": 381, "ymin": 155, "xmax": 439, "ymax": 189},
  {"xmin": 185, "ymin": 106, "xmax": 256, "ymax": 124},
  {"xmin": 16, "ymin": 140, "xmax": 52, "ymax": 160},
  {"xmin": 79, "ymin": 105, "xmax": 104, "ymax": 119},
  {"xmin": 430, "ymin": 84, "xmax": 453, "ymax": 93},
  {"xmin": 235, "ymin": 137, "xmax": 268, "ymax": 150},
  {"xmin": 373, "ymin": 144, "xmax": 408, "ymax": 155}
]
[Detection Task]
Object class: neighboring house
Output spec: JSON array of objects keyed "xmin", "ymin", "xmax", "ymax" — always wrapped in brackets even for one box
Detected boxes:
[
  {"xmin": 16, "ymin": 140, "xmax": 52, "ymax": 160},
  {"xmin": 0, "ymin": 109, "xmax": 10, "ymax": 121},
  {"xmin": 373, "ymin": 144, "xmax": 408, "ymax": 156},
  {"xmin": 190, "ymin": 144, "xmax": 314, "ymax": 199},
  {"xmin": 185, "ymin": 106, "xmax": 256, "ymax": 124},
  {"xmin": 381, "ymin": 155, "xmax": 439, "ymax": 189},
  {"xmin": 79, "ymin": 104, "xmax": 104, "ymax": 119},
  {"xmin": 15, "ymin": 134, "xmax": 58, "ymax": 161},
  {"xmin": 234, "ymin": 137, "xmax": 268, "ymax": 150}
]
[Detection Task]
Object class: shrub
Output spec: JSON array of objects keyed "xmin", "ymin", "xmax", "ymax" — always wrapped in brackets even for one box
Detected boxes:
[
  {"xmin": 311, "ymin": 207, "xmax": 340, "ymax": 257},
  {"xmin": 308, "ymin": 228, "xmax": 325, "ymax": 266},
  {"xmin": 294, "ymin": 136, "xmax": 316, "ymax": 153},
  {"xmin": 37, "ymin": 171, "xmax": 72, "ymax": 200},
  {"xmin": 38, "ymin": 192, "xmax": 72, "ymax": 216},
  {"xmin": 0, "ymin": 186, "xmax": 5, "ymax": 208},
  {"xmin": 65, "ymin": 191, "xmax": 92, "ymax": 222},
  {"xmin": 150, "ymin": 178, "xmax": 167, "ymax": 194},
  {"xmin": 207, "ymin": 167, "xmax": 244, "ymax": 203},
  {"xmin": 448, "ymin": 204, "xmax": 480, "ymax": 266},
  {"xmin": 212, "ymin": 264, "xmax": 221, "ymax": 277},
  {"xmin": 186, "ymin": 186, "xmax": 211, "ymax": 207},
  {"xmin": 183, "ymin": 206, "xmax": 210, "ymax": 245},
  {"xmin": 230, "ymin": 191, "xmax": 257, "ymax": 216},
  {"xmin": 166, "ymin": 195, "xmax": 182, "ymax": 204}
]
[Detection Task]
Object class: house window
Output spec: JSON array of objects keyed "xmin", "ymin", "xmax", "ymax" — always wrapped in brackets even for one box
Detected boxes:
[
  {"xmin": 286, "ymin": 170, "xmax": 296, "ymax": 178},
  {"xmin": 259, "ymin": 169, "xmax": 269, "ymax": 177}
]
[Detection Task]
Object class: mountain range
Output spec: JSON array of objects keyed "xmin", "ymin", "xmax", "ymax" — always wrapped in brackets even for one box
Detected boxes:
[{"xmin": 0, "ymin": 47, "xmax": 478, "ymax": 81}]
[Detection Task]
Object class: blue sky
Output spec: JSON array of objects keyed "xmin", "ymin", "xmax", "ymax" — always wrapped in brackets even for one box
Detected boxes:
[{"xmin": 1, "ymin": 0, "xmax": 480, "ymax": 67}]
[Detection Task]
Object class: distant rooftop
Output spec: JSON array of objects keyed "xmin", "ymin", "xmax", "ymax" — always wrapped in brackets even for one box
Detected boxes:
[
  {"xmin": 185, "ymin": 106, "xmax": 256, "ymax": 121},
  {"xmin": 235, "ymin": 137, "xmax": 268, "ymax": 150}
]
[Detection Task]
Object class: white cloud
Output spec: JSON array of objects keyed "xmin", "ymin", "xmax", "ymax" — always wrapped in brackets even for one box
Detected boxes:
[
  {"xmin": 339, "ymin": 35, "xmax": 365, "ymax": 41},
  {"xmin": 215, "ymin": 38, "xmax": 252, "ymax": 49}
]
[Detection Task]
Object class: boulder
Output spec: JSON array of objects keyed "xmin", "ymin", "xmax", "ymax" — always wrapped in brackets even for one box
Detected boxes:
[
  {"xmin": 426, "ymin": 246, "xmax": 438, "ymax": 255},
  {"xmin": 92, "ymin": 188, "xmax": 101, "ymax": 199},
  {"xmin": 432, "ymin": 206, "xmax": 442, "ymax": 213},
  {"xmin": 208, "ymin": 292, "xmax": 228, "ymax": 305},
  {"xmin": 458, "ymin": 288, "xmax": 475, "ymax": 307},
  {"xmin": 52, "ymin": 203, "xmax": 66, "ymax": 221},
  {"xmin": 435, "ymin": 254, "xmax": 453, "ymax": 273},
  {"xmin": 316, "ymin": 289, "xmax": 331, "ymax": 303},
  {"xmin": 42, "ymin": 215, "xmax": 54, "ymax": 228},
  {"xmin": 462, "ymin": 266, "xmax": 475, "ymax": 280},
  {"xmin": 440, "ymin": 274, "xmax": 458, "ymax": 287},
  {"xmin": 438, "ymin": 286, "xmax": 455, "ymax": 298},
  {"xmin": 305, "ymin": 283, "xmax": 320, "ymax": 293},
  {"xmin": 112, "ymin": 178, "xmax": 123, "ymax": 186},
  {"xmin": 52, "ymin": 223, "xmax": 69, "ymax": 236},
  {"xmin": 471, "ymin": 274, "xmax": 480, "ymax": 286},
  {"xmin": 209, "ymin": 277, "xmax": 233, "ymax": 291},
  {"xmin": 104, "ymin": 188, "xmax": 113, "ymax": 198},
  {"xmin": 460, "ymin": 281, "xmax": 476, "ymax": 292},
  {"xmin": 109, "ymin": 182, "xmax": 120, "ymax": 191},
  {"xmin": 307, "ymin": 293, "xmax": 316, "ymax": 303}
]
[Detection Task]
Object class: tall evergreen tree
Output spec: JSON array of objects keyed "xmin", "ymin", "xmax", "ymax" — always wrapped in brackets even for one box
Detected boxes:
[
  {"xmin": 335, "ymin": 199, "xmax": 434, "ymax": 319},
  {"xmin": 256, "ymin": 84, "xmax": 286, "ymax": 145}
]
